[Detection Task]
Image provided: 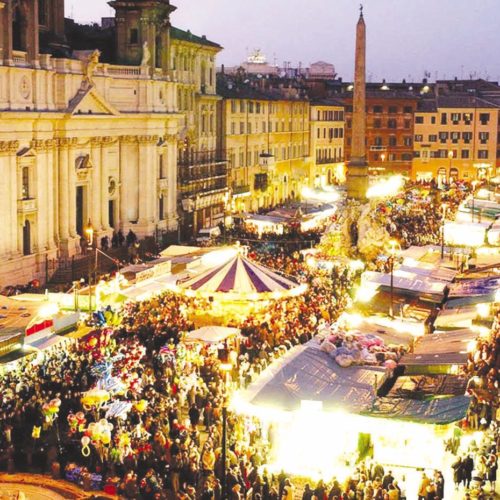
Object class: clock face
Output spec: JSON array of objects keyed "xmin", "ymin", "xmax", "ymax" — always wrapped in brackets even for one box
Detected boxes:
[
  {"xmin": 108, "ymin": 178, "xmax": 116, "ymax": 196},
  {"xmin": 19, "ymin": 76, "xmax": 31, "ymax": 99}
]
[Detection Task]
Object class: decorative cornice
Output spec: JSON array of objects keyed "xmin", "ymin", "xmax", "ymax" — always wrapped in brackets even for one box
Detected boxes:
[
  {"xmin": 30, "ymin": 139, "xmax": 57, "ymax": 151},
  {"xmin": 0, "ymin": 140, "xmax": 20, "ymax": 153},
  {"xmin": 56, "ymin": 138, "xmax": 78, "ymax": 148}
]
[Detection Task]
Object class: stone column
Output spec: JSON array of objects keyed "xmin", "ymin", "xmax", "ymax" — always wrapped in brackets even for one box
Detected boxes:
[
  {"xmin": 2, "ymin": 0, "xmax": 13, "ymax": 65},
  {"xmin": 137, "ymin": 136, "xmax": 155, "ymax": 225},
  {"xmin": 57, "ymin": 139, "xmax": 70, "ymax": 242},
  {"xmin": 26, "ymin": 0, "xmax": 40, "ymax": 68},
  {"xmin": 166, "ymin": 135, "xmax": 178, "ymax": 228},
  {"xmin": 0, "ymin": 141, "xmax": 19, "ymax": 256},
  {"xmin": 67, "ymin": 139, "xmax": 77, "ymax": 238},
  {"xmin": 347, "ymin": 7, "xmax": 369, "ymax": 201},
  {"xmin": 118, "ymin": 136, "xmax": 139, "ymax": 228},
  {"xmin": 90, "ymin": 137, "xmax": 102, "ymax": 231},
  {"xmin": 46, "ymin": 139, "xmax": 57, "ymax": 249},
  {"xmin": 100, "ymin": 137, "xmax": 113, "ymax": 232}
]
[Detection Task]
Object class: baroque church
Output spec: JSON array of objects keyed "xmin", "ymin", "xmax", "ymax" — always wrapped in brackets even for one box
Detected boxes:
[{"xmin": 0, "ymin": 0, "xmax": 224, "ymax": 286}]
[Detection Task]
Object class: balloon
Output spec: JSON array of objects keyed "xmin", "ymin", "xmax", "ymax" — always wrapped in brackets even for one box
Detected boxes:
[
  {"xmin": 81, "ymin": 436, "xmax": 90, "ymax": 446},
  {"xmin": 134, "ymin": 399, "xmax": 148, "ymax": 413},
  {"xmin": 76, "ymin": 412, "xmax": 85, "ymax": 422},
  {"xmin": 102, "ymin": 431, "xmax": 111, "ymax": 445},
  {"xmin": 51, "ymin": 398, "xmax": 62, "ymax": 407}
]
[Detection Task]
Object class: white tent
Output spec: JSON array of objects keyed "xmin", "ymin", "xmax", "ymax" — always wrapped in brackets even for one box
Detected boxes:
[{"xmin": 185, "ymin": 326, "xmax": 240, "ymax": 344}]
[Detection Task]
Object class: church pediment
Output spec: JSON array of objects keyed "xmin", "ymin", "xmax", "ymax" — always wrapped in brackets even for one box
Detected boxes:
[{"xmin": 67, "ymin": 86, "xmax": 120, "ymax": 116}]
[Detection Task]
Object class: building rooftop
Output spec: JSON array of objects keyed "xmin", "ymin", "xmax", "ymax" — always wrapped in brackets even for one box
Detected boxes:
[{"xmin": 170, "ymin": 26, "xmax": 222, "ymax": 49}]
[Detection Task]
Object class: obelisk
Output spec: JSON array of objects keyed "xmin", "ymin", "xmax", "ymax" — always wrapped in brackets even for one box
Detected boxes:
[{"xmin": 346, "ymin": 5, "xmax": 369, "ymax": 200}]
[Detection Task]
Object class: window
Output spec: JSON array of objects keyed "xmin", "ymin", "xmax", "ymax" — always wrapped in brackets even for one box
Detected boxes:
[
  {"xmin": 463, "ymin": 113, "xmax": 473, "ymax": 125},
  {"xmin": 479, "ymin": 131, "xmax": 489, "ymax": 144},
  {"xmin": 415, "ymin": 116, "xmax": 424, "ymax": 124},
  {"xmin": 159, "ymin": 155, "xmax": 167, "ymax": 179},
  {"xmin": 129, "ymin": 28, "xmax": 139, "ymax": 44},
  {"xmin": 249, "ymin": 102, "xmax": 254, "ymax": 113},
  {"xmin": 373, "ymin": 118, "xmax": 381, "ymax": 129},
  {"xmin": 440, "ymin": 113, "xmax": 447, "ymax": 125},
  {"xmin": 403, "ymin": 136, "xmax": 412, "ymax": 147},
  {"xmin": 404, "ymin": 119, "xmax": 411, "ymax": 129},
  {"xmin": 230, "ymin": 122, "xmax": 235, "ymax": 135},
  {"xmin": 347, "ymin": 120, "xmax": 352, "ymax": 129},
  {"xmin": 462, "ymin": 132, "xmax": 472, "ymax": 143},
  {"xmin": 247, "ymin": 122, "xmax": 252, "ymax": 134},
  {"xmin": 479, "ymin": 113, "xmax": 490, "ymax": 125},
  {"xmin": 374, "ymin": 137, "xmax": 383, "ymax": 146},
  {"xmin": 388, "ymin": 119, "xmax": 397, "ymax": 129},
  {"xmin": 38, "ymin": 0, "xmax": 47, "ymax": 25},
  {"xmin": 22, "ymin": 167, "xmax": 29, "ymax": 199},
  {"xmin": 388, "ymin": 106, "xmax": 398, "ymax": 114},
  {"xmin": 346, "ymin": 105, "xmax": 353, "ymax": 112},
  {"xmin": 240, "ymin": 101, "xmax": 245, "ymax": 113},
  {"xmin": 451, "ymin": 112, "xmax": 461, "ymax": 124},
  {"xmin": 428, "ymin": 134, "xmax": 437, "ymax": 142},
  {"xmin": 239, "ymin": 122, "xmax": 245, "ymax": 134},
  {"xmin": 414, "ymin": 134, "xmax": 423, "ymax": 142},
  {"xmin": 256, "ymin": 102, "xmax": 261, "ymax": 113},
  {"xmin": 402, "ymin": 153, "xmax": 412, "ymax": 161},
  {"xmin": 478, "ymin": 150, "xmax": 489, "ymax": 159},
  {"xmin": 461, "ymin": 149, "xmax": 470, "ymax": 159},
  {"xmin": 439, "ymin": 131, "xmax": 449, "ymax": 143},
  {"xmin": 230, "ymin": 100, "xmax": 236, "ymax": 113},
  {"xmin": 373, "ymin": 105, "xmax": 383, "ymax": 113},
  {"xmin": 413, "ymin": 151, "xmax": 421, "ymax": 158},
  {"xmin": 388, "ymin": 136, "xmax": 397, "ymax": 147},
  {"xmin": 451, "ymin": 132, "xmax": 460, "ymax": 143},
  {"xmin": 431, "ymin": 116, "xmax": 436, "ymax": 124},
  {"xmin": 403, "ymin": 106, "xmax": 413, "ymax": 114}
]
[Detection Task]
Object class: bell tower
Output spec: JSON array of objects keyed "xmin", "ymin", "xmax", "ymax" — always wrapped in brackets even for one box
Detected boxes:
[
  {"xmin": 109, "ymin": 0, "xmax": 176, "ymax": 70},
  {"xmin": 346, "ymin": 5, "xmax": 369, "ymax": 200}
]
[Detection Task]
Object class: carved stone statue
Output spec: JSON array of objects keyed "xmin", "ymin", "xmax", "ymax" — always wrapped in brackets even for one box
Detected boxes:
[
  {"xmin": 141, "ymin": 41, "xmax": 151, "ymax": 67},
  {"xmin": 84, "ymin": 49, "xmax": 101, "ymax": 87}
]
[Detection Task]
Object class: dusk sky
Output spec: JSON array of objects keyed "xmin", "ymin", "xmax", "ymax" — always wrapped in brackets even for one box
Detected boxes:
[{"xmin": 68, "ymin": 0, "xmax": 500, "ymax": 82}]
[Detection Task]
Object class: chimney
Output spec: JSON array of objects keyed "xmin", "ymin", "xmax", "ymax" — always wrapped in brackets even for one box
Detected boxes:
[{"xmin": 221, "ymin": 64, "xmax": 225, "ymax": 74}]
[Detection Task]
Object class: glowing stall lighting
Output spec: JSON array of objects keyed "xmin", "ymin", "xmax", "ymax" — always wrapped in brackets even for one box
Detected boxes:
[
  {"xmin": 366, "ymin": 175, "xmax": 404, "ymax": 199},
  {"xmin": 472, "ymin": 325, "xmax": 491, "ymax": 339},
  {"xmin": 355, "ymin": 285, "xmax": 378, "ymax": 303},
  {"xmin": 476, "ymin": 188, "xmax": 490, "ymax": 200},
  {"xmin": 466, "ymin": 340, "xmax": 477, "ymax": 353},
  {"xmin": 476, "ymin": 303, "xmax": 491, "ymax": 318},
  {"xmin": 201, "ymin": 247, "xmax": 239, "ymax": 268},
  {"xmin": 443, "ymin": 222, "xmax": 487, "ymax": 247},
  {"xmin": 341, "ymin": 312, "xmax": 364, "ymax": 328},
  {"xmin": 38, "ymin": 303, "xmax": 59, "ymax": 318},
  {"xmin": 348, "ymin": 259, "xmax": 365, "ymax": 272},
  {"xmin": 301, "ymin": 186, "xmax": 340, "ymax": 204},
  {"xmin": 495, "ymin": 288, "xmax": 500, "ymax": 303}
]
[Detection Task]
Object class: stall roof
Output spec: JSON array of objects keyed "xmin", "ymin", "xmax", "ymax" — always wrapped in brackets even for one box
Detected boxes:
[
  {"xmin": 362, "ymin": 395, "xmax": 470, "ymax": 425},
  {"xmin": 400, "ymin": 329, "xmax": 476, "ymax": 366},
  {"xmin": 448, "ymin": 276, "xmax": 500, "ymax": 298},
  {"xmin": 387, "ymin": 374, "xmax": 468, "ymax": 399},
  {"xmin": 0, "ymin": 295, "xmax": 39, "ymax": 336},
  {"xmin": 243, "ymin": 342, "xmax": 386, "ymax": 413},
  {"xmin": 185, "ymin": 326, "xmax": 240, "ymax": 344}
]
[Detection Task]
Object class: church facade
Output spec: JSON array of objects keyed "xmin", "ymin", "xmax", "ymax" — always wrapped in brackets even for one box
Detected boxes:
[{"xmin": 0, "ymin": 0, "xmax": 222, "ymax": 286}]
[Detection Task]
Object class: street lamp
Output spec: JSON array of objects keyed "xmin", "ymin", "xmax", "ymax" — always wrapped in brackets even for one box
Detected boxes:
[
  {"xmin": 219, "ymin": 361, "xmax": 232, "ymax": 500},
  {"xmin": 388, "ymin": 239, "xmax": 399, "ymax": 318},
  {"xmin": 440, "ymin": 203, "xmax": 448, "ymax": 260},
  {"xmin": 84, "ymin": 219, "xmax": 94, "ymax": 312}
]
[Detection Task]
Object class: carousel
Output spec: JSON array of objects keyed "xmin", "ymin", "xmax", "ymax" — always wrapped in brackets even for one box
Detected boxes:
[{"xmin": 174, "ymin": 245, "xmax": 307, "ymax": 323}]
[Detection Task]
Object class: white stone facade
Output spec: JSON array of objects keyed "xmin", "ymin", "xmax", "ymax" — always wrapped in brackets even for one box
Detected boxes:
[{"xmin": 0, "ymin": 55, "xmax": 181, "ymax": 287}]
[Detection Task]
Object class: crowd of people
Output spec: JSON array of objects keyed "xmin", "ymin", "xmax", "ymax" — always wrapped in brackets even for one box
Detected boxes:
[
  {"xmin": 375, "ymin": 183, "xmax": 470, "ymax": 249},
  {"xmin": 0, "ymin": 248, "xmax": 358, "ymax": 499}
]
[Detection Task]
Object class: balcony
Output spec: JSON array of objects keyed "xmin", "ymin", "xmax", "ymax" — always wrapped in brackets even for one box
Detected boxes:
[
  {"xmin": 259, "ymin": 153, "xmax": 275, "ymax": 171},
  {"xmin": 232, "ymin": 184, "xmax": 251, "ymax": 198},
  {"xmin": 17, "ymin": 198, "xmax": 37, "ymax": 214}
]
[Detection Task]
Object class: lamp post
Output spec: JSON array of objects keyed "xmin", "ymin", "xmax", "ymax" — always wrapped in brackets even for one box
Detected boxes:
[
  {"xmin": 440, "ymin": 203, "xmax": 448, "ymax": 260},
  {"xmin": 388, "ymin": 239, "xmax": 399, "ymax": 318},
  {"xmin": 448, "ymin": 150, "xmax": 453, "ymax": 182},
  {"xmin": 219, "ymin": 361, "xmax": 232, "ymax": 500},
  {"xmin": 84, "ymin": 219, "xmax": 94, "ymax": 312}
]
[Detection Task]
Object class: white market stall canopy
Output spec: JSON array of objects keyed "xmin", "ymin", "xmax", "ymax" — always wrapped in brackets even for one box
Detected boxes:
[
  {"xmin": 361, "ymin": 269, "xmax": 448, "ymax": 300},
  {"xmin": 238, "ymin": 341, "xmax": 386, "ymax": 413},
  {"xmin": 185, "ymin": 326, "xmax": 240, "ymax": 344}
]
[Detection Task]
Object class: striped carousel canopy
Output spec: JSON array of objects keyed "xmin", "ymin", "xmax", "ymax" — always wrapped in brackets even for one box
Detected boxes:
[{"xmin": 179, "ymin": 253, "xmax": 304, "ymax": 298}]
